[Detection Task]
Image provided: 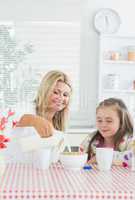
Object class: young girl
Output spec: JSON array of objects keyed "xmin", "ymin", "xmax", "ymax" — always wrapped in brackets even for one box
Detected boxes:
[{"xmin": 81, "ymin": 98, "xmax": 133, "ymax": 165}]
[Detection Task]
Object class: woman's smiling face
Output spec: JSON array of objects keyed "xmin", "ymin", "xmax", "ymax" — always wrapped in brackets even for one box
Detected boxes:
[
  {"xmin": 47, "ymin": 81, "xmax": 71, "ymax": 112},
  {"xmin": 96, "ymin": 106, "xmax": 120, "ymax": 139}
]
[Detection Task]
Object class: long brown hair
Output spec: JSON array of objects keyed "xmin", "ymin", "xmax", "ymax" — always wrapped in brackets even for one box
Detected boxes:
[
  {"xmin": 35, "ymin": 70, "xmax": 72, "ymax": 131},
  {"xmin": 88, "ymin": 98, "xmax": 133, "ymax": 160}
]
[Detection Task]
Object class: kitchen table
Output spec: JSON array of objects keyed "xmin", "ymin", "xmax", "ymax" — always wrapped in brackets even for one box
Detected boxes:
[{"xmin": 0, "ymin": 162, "xmax": 135, "ymax": 200}]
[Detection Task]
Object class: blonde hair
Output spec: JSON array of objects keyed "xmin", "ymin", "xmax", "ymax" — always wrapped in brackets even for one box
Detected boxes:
[
  {"xmin": 35, "ymin": 70, "xmax": 72, "ymax": 131},
  {"xmin": 88, "ymin": 98, "xmax": 133, "ymax": 160}
]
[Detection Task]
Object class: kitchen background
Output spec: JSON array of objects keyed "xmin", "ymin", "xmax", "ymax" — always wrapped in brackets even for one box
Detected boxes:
[{"xmin": 0, "ymin": 0, "xmax": 135, "ymax": 145}]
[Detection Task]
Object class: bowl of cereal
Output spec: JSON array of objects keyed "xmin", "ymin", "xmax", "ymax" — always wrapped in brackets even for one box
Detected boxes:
[{"xmin": 60, "ymin": 152, "xmax": 88, "ymax": 170}]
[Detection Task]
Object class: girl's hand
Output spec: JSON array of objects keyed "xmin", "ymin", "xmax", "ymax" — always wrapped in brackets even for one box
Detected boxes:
[
  {"xmin": 87, "ymin": 156, "xmax": 96, "ymax": 164},
  {"xmin": 16, "ymin": 114, "xmax": 54, "ymax": 138}
]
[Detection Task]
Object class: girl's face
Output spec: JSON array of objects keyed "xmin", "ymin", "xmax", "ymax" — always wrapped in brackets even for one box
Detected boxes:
[
  {"xmin": 96, "ymin": 106, "xmax": 120, "ymax": 139},
  {"xmin": 47, "ymin": 81, "xmax": 71, "ymax": 112}
]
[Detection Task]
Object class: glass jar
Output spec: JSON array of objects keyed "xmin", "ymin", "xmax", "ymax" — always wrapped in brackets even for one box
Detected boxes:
[
  {"xmin": 127, "ymin": 46, "xmax": 135, "ymax": 61},
  {"xmin": 111, "ymin": 51, "xmax": 120, "ymax": 60},
  {"xmin": 105, "ymin": 74, "xmax": 119, "ymax": 90}
]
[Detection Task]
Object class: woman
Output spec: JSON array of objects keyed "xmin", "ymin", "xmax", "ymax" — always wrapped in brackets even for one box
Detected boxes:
[{"xmin": 17, "ymin": 70, "xmax": 72, "ymax": 138}]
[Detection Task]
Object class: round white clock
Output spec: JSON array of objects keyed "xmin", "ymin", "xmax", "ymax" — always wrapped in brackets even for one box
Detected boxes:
[{"xmin": 94, "ymin": 8, "xmax": 121, "ymax": 34}]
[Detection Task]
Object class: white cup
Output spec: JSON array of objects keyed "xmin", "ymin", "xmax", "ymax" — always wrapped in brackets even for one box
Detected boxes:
[
  {"xmin": 96, "ymin": 147, "xmax": 114, "ymax": 171},
  {"xmin": 34, "ymin": 148, "xmax": 51, "ymax": 169}
]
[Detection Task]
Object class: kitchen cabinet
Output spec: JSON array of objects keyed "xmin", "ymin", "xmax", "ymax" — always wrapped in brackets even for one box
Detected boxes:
[{"xmin": 98, "ymin": 35, "xmax": 135, "ymax": 118}]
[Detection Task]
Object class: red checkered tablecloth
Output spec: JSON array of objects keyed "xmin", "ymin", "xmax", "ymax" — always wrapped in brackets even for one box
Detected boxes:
[{"xmin": 0, "ymin": 163, "xmax": 135, "ymax": 200}]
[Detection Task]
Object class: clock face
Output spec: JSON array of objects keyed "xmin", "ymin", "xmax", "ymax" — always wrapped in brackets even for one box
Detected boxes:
[{"xmin": 94, "ymin": 8, "xmax": 121, "ymax": 34}]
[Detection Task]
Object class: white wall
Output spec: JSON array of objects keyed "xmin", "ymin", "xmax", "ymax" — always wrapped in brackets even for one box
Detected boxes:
[{"xmin": 0, "ymin": 0, "xmax": 81, "ymax": 21}]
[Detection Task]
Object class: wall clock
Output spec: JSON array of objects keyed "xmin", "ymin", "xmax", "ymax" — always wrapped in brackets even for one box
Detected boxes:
[{"xmin": 94, "ymin": 8, "xmax": 121, "ymax": 34}]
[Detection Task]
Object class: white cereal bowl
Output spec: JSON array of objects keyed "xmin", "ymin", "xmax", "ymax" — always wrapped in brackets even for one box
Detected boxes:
[{"xmin": 60, "ymin": 152, "xmax": 88, "ymax": 170}]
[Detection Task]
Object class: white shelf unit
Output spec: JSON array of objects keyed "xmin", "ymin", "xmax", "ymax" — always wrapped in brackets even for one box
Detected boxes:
[
  {"xmin": 104, "ymin": 60, "xmax": 135, "ymax": 64},
  {"xmin": 98, "ymin": 35, "xmax": 135, "ymax": 118}
]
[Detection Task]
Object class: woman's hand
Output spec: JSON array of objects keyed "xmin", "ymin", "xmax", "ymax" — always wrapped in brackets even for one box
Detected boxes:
[{"xmin": 16, "ymin": 114, "xmax": 54, "ymax": 138}]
